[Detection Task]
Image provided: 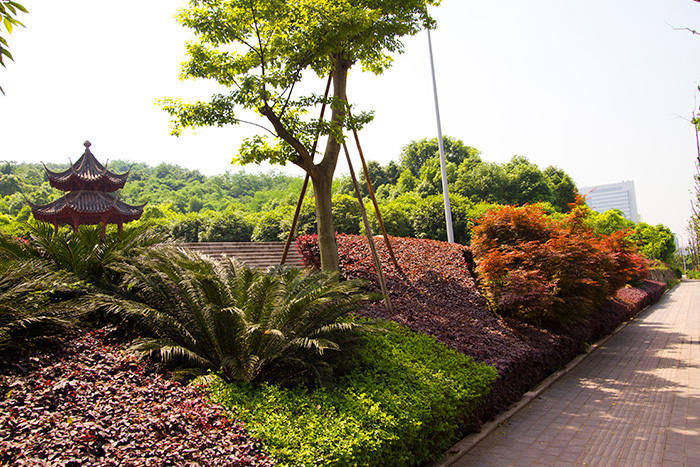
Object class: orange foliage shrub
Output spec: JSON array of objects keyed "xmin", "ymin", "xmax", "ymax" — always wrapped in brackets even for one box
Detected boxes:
[{"xmin": 471, "ymin": 201, "xmax": 648, "ymax": 326}]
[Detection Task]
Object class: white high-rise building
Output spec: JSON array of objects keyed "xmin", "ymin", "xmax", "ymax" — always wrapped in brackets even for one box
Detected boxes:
[{"xmin": 578, "ymin": 180, "xmax": 638, "ymax": 222}]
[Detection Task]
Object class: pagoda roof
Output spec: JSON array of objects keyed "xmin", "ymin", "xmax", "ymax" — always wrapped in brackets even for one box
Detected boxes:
[
  {"xmin": 28, "ymin": 191, "xmax": 145, "ymax": 226},
  {"xmin": 45, "ymin": 141, "xmax": 130, "ymax": 192}
]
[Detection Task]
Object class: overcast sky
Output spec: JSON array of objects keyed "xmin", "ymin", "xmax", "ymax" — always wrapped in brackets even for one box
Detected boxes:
[{"xmin": 1, "ymin": 0, "xmax": 700, "ymax": 238}]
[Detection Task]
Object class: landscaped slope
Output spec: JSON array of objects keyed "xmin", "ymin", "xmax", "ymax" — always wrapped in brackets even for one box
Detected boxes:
[{"xmin": 297, "ymin": 234, "xmax": 665, "ymax": 423}]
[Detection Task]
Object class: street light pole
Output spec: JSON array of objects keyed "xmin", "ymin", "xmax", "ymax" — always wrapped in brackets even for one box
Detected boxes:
[{"xmin": 427, "ymin": 27, "xmax": 455, "ymax": 243}]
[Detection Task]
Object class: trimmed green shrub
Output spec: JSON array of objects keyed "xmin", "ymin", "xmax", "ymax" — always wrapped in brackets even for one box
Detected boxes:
[
  {"xmin": 198, "ymin": 211, "xmax": 254, "ymax": 242},
  {"xmin": 252, "ymin": 206, "xmax": 292, "ymax": 242},
  {"xmin": 203, "ymin": 321, "xmax": 498, "ymax": 467},
  {"xmin": 168, "ymin": 212, "xmax": 211, "ymax": 242}
]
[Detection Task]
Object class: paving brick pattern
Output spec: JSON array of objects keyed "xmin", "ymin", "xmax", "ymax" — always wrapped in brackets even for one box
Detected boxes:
[{"xmin": 451, "ymin": 279, "xmax": 700, "ymax": 467}]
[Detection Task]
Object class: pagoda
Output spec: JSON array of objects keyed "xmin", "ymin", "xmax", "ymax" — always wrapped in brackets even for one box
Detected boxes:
[{"xmin": 28, "ymin": 141, "xmax": 146, "ymax": 239}]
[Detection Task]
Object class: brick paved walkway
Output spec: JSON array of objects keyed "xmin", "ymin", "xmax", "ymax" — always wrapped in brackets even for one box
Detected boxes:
[{"xmin": 447, "ymin": 279, "xmax": 700, "ymax": 467}]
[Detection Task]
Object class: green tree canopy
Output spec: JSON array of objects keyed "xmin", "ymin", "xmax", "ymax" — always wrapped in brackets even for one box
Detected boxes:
[
  {"xmin": 543, "ymin": 165, "xmax": 578, "ymax": 212},
  {"xmin": 160, "ymin": 0, "xmax": 440, "ymax": 271},
  {"xmin": 400, "ymin": 136, "xmax": 481, "ymax": 176},
  {"xmin": 587, "ymin": 209, "xmax": 634, "ymax": 236},
  {"xmin": 632, "ymin": 222, "xmax": 676, "ymax": 263},
  {"xmin": 504, "ymin": 156, "xmax": 553, "ymax": 206}
]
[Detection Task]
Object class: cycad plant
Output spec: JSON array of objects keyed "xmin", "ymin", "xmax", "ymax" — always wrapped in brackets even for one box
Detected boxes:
[
  {"xmin": 23, "ymin": 221, "xmax": 163, "ymax": 285},
  {"xmin": 0, "ymin": 237, "xmax": 82, "ymax": 351},
  {"xmin": 0, "ymin": 222, "xmax": 163, "ymax": 351},
  {"xmin": 94, "ymin": 245, "xmax": 376, "ymax": 386}
]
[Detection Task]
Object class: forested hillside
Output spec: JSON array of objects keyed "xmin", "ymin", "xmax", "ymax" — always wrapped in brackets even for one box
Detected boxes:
[
  {"xmin": 0, "ymin": 137, "xmax": 677, "ymax": 265},
  {"xmin": 0, "ymin": 159, "xmax": 305, "ymax": 214}
]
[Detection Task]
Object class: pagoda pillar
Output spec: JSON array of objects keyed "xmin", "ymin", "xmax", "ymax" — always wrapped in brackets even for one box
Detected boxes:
[{"xmin": 70, "ymin": 212, "xmax": 80, "ymax": 233}]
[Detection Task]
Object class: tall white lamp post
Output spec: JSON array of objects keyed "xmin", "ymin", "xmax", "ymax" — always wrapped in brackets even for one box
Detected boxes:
[{"xmin": 427, "ymin": 27, "xmax": 455, "ymax": 243}]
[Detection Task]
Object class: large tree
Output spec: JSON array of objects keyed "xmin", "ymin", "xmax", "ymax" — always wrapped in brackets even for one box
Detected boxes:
[{"xmin": 160, "ymin": 0, "xmax": 439, "ymax": 271}]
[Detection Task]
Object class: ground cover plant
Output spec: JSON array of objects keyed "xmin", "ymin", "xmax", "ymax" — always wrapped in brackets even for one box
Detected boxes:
[
  {"xmin": 203, "ymin": 321, "xmax": 498, "ymax": 467},
  {"xmin": 0, "ymin": 327, "xmax": 274, "ymax": 466}
]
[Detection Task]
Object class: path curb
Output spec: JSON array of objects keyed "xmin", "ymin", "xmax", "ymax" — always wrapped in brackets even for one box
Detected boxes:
[{"xmin": 430, "ymin": 318, "xmax": 634, "ymax": 467}]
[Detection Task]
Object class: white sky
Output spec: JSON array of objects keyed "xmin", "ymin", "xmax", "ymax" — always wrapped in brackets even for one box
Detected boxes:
[{"xmin": 1, "ymin": 0, "xmax": 700, "ymax": 238}]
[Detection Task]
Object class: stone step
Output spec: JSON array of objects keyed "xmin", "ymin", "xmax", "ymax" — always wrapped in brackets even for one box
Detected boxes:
[{"xmin": 181, "ymin": 242, "xmax": 305, "ymax": 269}]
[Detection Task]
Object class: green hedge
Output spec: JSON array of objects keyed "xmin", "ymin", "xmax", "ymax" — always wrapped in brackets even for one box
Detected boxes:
[{"xmin": 202, "ymin": 321, "xmax": 497, "ymax": 467}]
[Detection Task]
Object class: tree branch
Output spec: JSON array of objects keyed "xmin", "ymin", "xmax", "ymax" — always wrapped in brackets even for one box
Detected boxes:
[
  {"xmin": 260, "ymin": 104, "xmax": 313, "ymax": 171},
  {"xmin": 674, "ymin": 26, "xmax": 700, "ymax": 35},
  {"xmin": 234, "ymin": 119, "xmax": 278, "ymax": 137}
]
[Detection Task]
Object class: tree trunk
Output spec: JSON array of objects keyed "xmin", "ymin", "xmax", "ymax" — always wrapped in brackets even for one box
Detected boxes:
[
  {"xmin": 311, "ymin": 165, "xmax": 339, "ymax": 271},
  {"xmin": 272, "ymin": 54, "xmax": 350, "ymax": 272},
  {"xmin": 307, "ymin": 54, "xmax": 351, "ymax": 272}
]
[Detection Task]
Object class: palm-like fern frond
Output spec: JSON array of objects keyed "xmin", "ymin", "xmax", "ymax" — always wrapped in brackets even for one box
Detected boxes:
[
  {"xmin": 99, "ymin": 245, "xmax": 377, "ymax": 386},
  {"xmin": 23, "ymin": 221, "xmax": 164, "ymax": 283},
  {"xmin": 0, "ymin": 255, "xmax": 81, "ymax": 351}
]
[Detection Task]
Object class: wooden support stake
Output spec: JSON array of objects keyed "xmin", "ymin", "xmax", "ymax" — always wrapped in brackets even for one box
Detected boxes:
[
  {"xmin": 346, "ymin": 103, "xmax": 400, "ymax": 270},
  {"xmin": 281, "ymin": 71, "xmax": 334, "ymax": 266},
  {"xmin": 343, "ymin": 142, "xmax": 393, "ymax": 314},
  {"xmin": 280, "ymin": 174, "xmax": 310, "ymax": 265}
]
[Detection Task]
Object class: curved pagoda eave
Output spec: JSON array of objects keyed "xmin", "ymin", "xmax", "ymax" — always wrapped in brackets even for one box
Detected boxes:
[
  {"xmin": 28, "ymin": 191, "xmax": 145, "ymax": 227},
  {"xmin": 44, "ymin": 141, "xmax": 130, "ymax": 192}
]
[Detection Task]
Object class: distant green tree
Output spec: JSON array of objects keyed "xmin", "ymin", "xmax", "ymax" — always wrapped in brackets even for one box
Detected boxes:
[
  {"xmin": 383, "ymin": 160, "xmax": 401, "ymax": 186},
  {"xmin": 454, "ymin": 161, "xmax": 509, "ymax": 204},
  {"xmin": 187, "ymin": 197, "xmax": 204, "ymax": 213},
  {"xmin": 453, "ymin": 155, "xmax": 574, "ymax": 210},
  {"xmin": 504, "ymin": 156, "xmax": 552, "ymax": 206},
  {"xmin": 347, "ymin": 160, "xmax": 400, "ymax": 198},
  {"xmin": 0, "ymin": 174, "xmax": 20, "ymax": 197},
  {"xmin": 543, "ymin": 166, "xmax": 577, "ymax": 212},
  {"xmin": 412, "ymin": 193, "xmax": 489, "ymax": 245},
  {"xmin": 396, "ymin": 168, "xmax": 418, "ymax": 193},
  {"xmin": 332, "ymin": 194, "xmax": 361, "ymax": 235},
  {"xmin": 366, "ymin": 193, "xmax": 418, "ymax": 238},
  {"xmin": 0, "ymin": 161, "xmax": 13, "ymax": 175},
  {"xmin": 416, "ymin": 157, "xmax": 457, "ymax": 197},
  {"xmin": 588, "ymin": 209, "xmax": 634, "ymax": 236},
  {"xmin": 400, "ymin": 136, "xmax": 481, "ymax": 177},
  {"xmin": 632, "ymin": 222, "xmax": 676, "ymax": 263}
]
